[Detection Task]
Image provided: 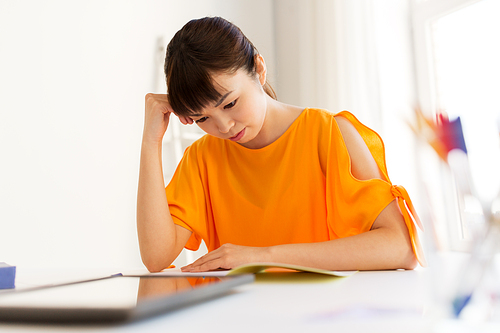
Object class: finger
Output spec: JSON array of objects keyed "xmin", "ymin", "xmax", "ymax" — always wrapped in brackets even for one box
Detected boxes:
[
  {"xmin": 181, "ymin": 258, "xmax": 207, "ymax": 271},
  {"xmin": 187, "ymin": 253, "xmax": 218, "ymax": 269},
  {"xmin": 188, "ymin": 258, "xmax": 225, "ymax": 272},
  {"xmin": 178, "ymin": 115, "xmax": 193, "ymax": 125},
  {"xmin": 145, "ymin": 93, "xmax": 174, "ymax": 114},
  {"xmin": 161, "ymin": 105, "xmax": 174, "ymax": 115},
  {"xmin": 146, "ymin": 93, "xmax": 169, "ymax": 101},
  {"xmin": 182, "ymin": 261, "xmax": 216, "ymax": 272},
  {"xmin": 182, "ymin": 251, "xmax": 222, "ymax": 271},
  {"xmin": 178, "ymin": 116, "xmax": 188, "ymax": 125}
]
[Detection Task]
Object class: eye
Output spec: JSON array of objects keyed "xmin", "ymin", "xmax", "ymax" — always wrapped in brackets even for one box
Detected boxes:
[
  {"xmin": 223, "ymin": 99, "xmax": 238, "ymax": 109},
  {"xmin": 195, "ymin": 117, "xmax": 208, "ymax": 124}
]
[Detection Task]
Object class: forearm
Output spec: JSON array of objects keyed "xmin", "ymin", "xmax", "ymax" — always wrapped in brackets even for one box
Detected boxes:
[
  {"xmin": 136, "ymin": 141, "xmax": 178, "ymax": 271},
  {"xmin": 266, "ymin": 227, "xmax": 417, "ymax": 271}
]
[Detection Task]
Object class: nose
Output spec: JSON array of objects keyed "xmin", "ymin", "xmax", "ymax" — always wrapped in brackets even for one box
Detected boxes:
[{"xmin": 216, "ymin": 116, "xmax": 235, "ymax": 134}]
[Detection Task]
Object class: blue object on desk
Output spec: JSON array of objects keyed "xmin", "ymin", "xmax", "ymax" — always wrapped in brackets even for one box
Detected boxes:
[
  {"xmin": 0, "ymin": 263, "xmax": 16, "ymax": 289},
  {"xmin": 453, "ymin": 294, "xmax": 472, "ymax": 317}
]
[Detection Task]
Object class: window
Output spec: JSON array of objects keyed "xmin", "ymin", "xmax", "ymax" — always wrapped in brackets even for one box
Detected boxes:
[
  {"xmin": 432, "ymin": 0, "xmax": 500, "ymax": 201},
  {"xmin": 413, "ymin": 0, "xmax": 500, "ymax": 251}
]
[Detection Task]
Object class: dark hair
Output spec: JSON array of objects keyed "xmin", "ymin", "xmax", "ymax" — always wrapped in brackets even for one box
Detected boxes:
[{"xmin": 164, "ymin": 17, "xmax": 276, "ymax": 116}]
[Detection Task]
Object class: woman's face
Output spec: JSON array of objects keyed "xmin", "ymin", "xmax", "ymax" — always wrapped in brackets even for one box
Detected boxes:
[{"xmin": 187, "ymin": 67, "xmax": 268, "ymax": 148}]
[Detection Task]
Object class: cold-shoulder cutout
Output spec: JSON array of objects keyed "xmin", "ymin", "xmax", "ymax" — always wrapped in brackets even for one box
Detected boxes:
[
  {"xmin": 334, "ymin": 115, "xmax": 383, "ymax": 181},
  {"xmin": 332, "ymin": 111, "xmax": 426, "ymax": 267}
]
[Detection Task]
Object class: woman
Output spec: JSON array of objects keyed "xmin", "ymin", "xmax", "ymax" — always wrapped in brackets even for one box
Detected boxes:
[{"xmin": 137, "ymin": 17, "xmax": 425, "ymax": 273}]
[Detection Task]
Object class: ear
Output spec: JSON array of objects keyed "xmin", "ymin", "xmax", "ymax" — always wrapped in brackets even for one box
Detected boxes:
[{"xmin": 254, "ymin": 54, "xmax": 267, "ymax": 86}]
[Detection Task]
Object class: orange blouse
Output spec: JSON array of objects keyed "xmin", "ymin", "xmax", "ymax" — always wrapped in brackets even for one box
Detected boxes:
[{"xmin": 165, "ymin": 108, "xmax": 426, "ymax": 266}]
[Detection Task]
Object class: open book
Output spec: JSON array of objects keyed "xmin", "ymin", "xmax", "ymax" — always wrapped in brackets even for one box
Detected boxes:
[{"xmin": 132, "ymin": 263, "xmax": 357, "ymax": 278}]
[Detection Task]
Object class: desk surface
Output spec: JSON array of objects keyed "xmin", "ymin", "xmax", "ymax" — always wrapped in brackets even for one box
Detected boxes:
[{"xmin": 0, "ymin": 259, "xmax": 499, "ymax": 333}]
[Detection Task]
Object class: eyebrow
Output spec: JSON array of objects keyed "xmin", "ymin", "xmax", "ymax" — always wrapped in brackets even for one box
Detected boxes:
[
  {"xmin": 189, "ymin": 91, "xmax": 235, "ymax": 118},
  {"xmin": 214, "ymin": 91, "xmax": 233, "ymax": 107}
]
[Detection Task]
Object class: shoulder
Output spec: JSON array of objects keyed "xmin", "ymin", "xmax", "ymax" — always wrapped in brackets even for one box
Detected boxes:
[
  {"xmin": 333, "ymin": 111, "xmax": 384, "ymax": 181},
  {"xmin": 302, "ymin": 108, "xmax": 356, "ymax": 129},
  {"xmin": 182, "ymin": 134, "xmax": 226, "ymax": 166},
  {"xmin": 297, "ymin": 108, "xmax": 338, "ymax": 134},
  {"xmin": 303, "ymin": 107, "xmax": 336, "ymax": 121},
  {"xmin": 333, "ymin": 113, "xmax": 360, "ymax": 141},
  {"xmin": 301, "ymin": 108, "xmax": 360, "ymax": 136},
  {"xmin": 187, "ymin": 133, "xmax": 222, "ymax": 152},
  {"xmin": 327, "ymin": 110, "xmax": 370, "ymax": 144}
]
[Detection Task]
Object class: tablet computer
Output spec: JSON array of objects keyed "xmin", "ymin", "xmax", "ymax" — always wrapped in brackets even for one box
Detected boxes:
[{"xmin": 0, "ymin": 274, "xmax": 254, "ymax": 323}]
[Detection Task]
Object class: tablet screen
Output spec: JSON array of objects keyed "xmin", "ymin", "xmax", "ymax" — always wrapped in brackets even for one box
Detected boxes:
[
  {"xmin": 0, "ymin": 276, "xmax": 225, "ymax": 310},
  {"xmin": 0, "ymin": 275, "xmax": 253, "ymax": 323}
]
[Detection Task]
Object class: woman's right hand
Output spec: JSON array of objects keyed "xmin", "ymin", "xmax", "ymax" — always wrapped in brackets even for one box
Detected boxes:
[
  {"xmin": 142, "ymin": 93, "xmax": 195, "ymax": 145},
  {"xmin": 143, "ymin": 93, "xmax": 174, "ymax": 145}
]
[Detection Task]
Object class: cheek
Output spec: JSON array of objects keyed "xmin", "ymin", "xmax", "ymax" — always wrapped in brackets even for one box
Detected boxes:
[
  {"xmin": 198, "ymin": 123, "xmax": 222, "ymax": 137},
  {"xmin": 198, "ymin": 124, "xmax": 213, "ymax": 134},
  {"xmin": 195, "ymin": 122, "xmax": 209, "ymax": 131},
  {"xmin": 248, "ymin": 97, "xmax": 267, "ymax": 122},
  {"xmin": 241, "ymin": 97, "xmax": 265, "ymax": 121}
]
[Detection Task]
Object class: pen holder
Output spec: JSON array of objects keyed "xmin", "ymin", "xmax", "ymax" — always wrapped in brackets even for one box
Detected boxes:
[
  {"xmin": 409, "ymin": 108, "xmax": 500, "ymax": 319},
  {"xmin": 447, "ymin": 150, "xmax": 500, "ymax": 319}
]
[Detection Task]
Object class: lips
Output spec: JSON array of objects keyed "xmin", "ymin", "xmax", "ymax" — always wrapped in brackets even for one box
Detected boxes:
[{"xmin": 229, "ymin": 128, "xmax": 245, "ymax": 142}]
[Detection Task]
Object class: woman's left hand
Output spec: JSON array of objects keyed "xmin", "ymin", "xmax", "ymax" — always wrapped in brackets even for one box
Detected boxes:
[{"xmin": 181, "ymin": 243, "xmax": 269, "ymax": 272}]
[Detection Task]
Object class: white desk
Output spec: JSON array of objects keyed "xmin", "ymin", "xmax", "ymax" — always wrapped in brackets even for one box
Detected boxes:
[{"xmin": 0, "ymin": 259, "xmax": 498, "ymax": 333}]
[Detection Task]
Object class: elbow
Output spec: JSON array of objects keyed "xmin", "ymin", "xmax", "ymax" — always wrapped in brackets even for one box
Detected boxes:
[
  {"xmin": 143, "ymin": 261, "xmax": 169, "ymax": 273},
  {"xmin": 380, "ymin": 247, "xmax": 417, "ymax": 271},
  {"xmin": 138, "ymin": 241, "xmax": 179, "ymax": 273},
  {"xmin": 141, "ymin": 255, "xmax": 173, "ymax": 273},
  {"xmin": 145, "ymin": 264, "xmax": 164, "ymax": 273},
  {"xmin": 383, "ymin": 230, "xmax": 419, "ymax": 270},
  {"xmin": 396, "ymin": 238, "xmax": 419, "ymax": 270},
  {"xmin": 400, "ymin": 251, "xmax": 418, "ymax": 270}
]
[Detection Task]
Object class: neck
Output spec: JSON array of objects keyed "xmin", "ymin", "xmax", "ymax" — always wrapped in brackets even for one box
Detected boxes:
[{"xmin": 241, "ymin": 97, "xmax": 303, "ymax": 149}]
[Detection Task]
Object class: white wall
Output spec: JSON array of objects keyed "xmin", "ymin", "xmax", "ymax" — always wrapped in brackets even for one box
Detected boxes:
[
  {"xmin": 1, "ymin": 0, "xmax": 420, "ymax": 271},
  {"xmin": 0, "ymin": 0, "xmax": 274, "ymax": 269}
]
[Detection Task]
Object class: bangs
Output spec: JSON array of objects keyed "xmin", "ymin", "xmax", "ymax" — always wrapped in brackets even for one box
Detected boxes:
[
  {"xmin": 166, "ymin": 55, "xmax": 223, "ymax": 116},
  {"xmin": 164, "ymin": 17, "xmax": 260, "ymax": 116}
]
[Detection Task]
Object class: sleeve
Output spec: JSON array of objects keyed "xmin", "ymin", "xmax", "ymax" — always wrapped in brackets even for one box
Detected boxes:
[
  {"xmin": 326, "ymin": 111, "xmax": 427, "ymax": 267},
  {"xmin": 165, "ymin": 145, "xmax": 208, "ymax": 251}
]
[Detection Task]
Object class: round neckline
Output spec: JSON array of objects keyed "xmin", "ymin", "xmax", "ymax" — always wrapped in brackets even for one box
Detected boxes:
[{"xmin": 227, "ymin": 107, "xmax": 309, "ymax": 152}]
